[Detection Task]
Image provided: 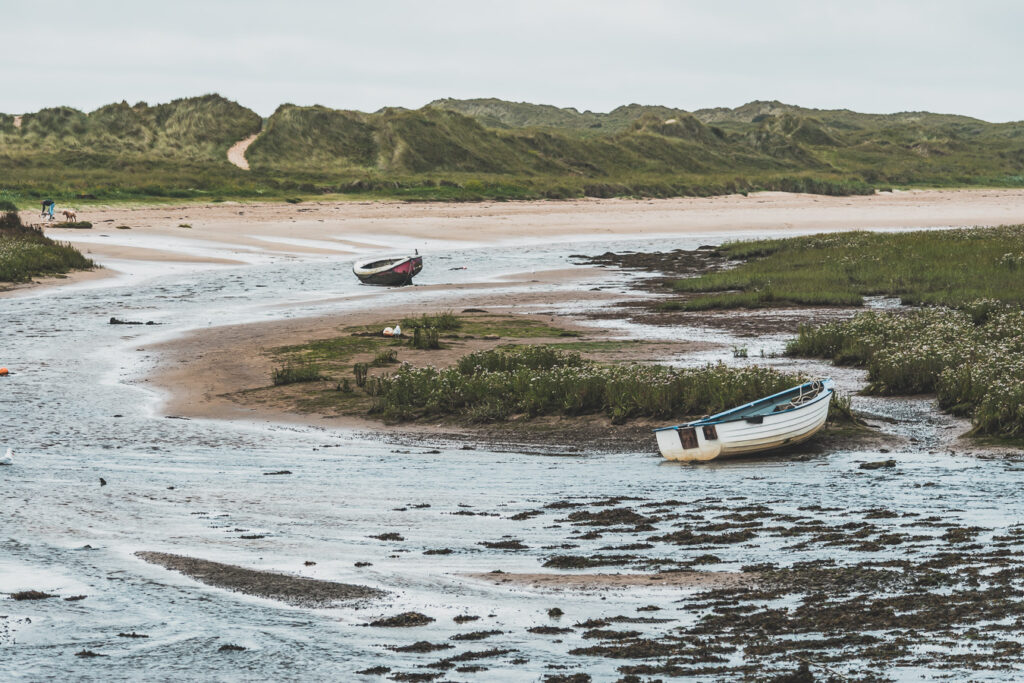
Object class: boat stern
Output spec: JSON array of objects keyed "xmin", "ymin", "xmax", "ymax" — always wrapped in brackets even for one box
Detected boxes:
[{"xmin": 655, "ymin": 425, "xmax": 722, "ymax": 462}]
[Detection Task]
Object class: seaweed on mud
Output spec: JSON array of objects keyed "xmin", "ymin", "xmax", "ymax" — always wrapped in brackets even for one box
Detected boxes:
[
  {"xmin": 764, "ymin": 662, "xmax": 815, "ymax": 682},
  {"xmin": 565, "ymin": 508, "xmax": 658, "ymax": 527},
  {"xmin": 370, "ymin": 532, "xmax": 405, "ymax": 541},
  {"xmin": 509, "ymin": 510, "xmax": 544, "ymax": 520},
  {"xmin": 479, "ymin": 539, "xmax": 529, "ymax": 550},
  {"xmin": 860, "ymin": 459, "xmax": 896, "ymax": 470},
  {"xmin": 648, "ymin": 528, "xmax": 757, "ymax": 545},
  {"xmin": 542, "ymin": 554, "xmax": 638, "ymax": 569},
  {"xmin": 582, "ymin": 629, "xmax": 642, "ymax": 640},
  {"xmin": 576, "ymin": 248, "xmax": 726, "ymax": 278},
  {"xmin": 617, "ymin": 664, "xmax": 738, "ymax": 678},
  {"xmin": 427, "ymin": 492, "xmax": 1024, "ymax": 676},
  {"xmin": 598, "ymin": 543, "xmax": 653, "ymax": 551},
  {"xmin": 388, "ymin": 673, "xmax": 443, "ymax": 682},
  {"xmin": 423, "ymin": 548, "xmax": 453, "ymax": 555},
  {"xmin": 574, "ymin": 619, "xmax": 609, "ymax": 629},
  {"xmin": 369, "ymin": 612, "xmax": 435, "ymax": 628},
  {"xmin": 11, "ymin": 590, "xmax": 56, "ymax": 600},
  {"xmin": 545, "ymin": 500, "xmax": 585, "ymax": 510},
  {"xmin": 861, "ymin": 507, "xmax": 899, "ymax": 518},
  {"xmin": 218, "ymin": 644, "xmax": 246, "ymax": 652},
  {"xmin": 355, "ymin": 666, "xmax": 391, "ymax": 675},
  {"xmin": 543, "ymin": 674, "xmax": 591, "ymax": 683},
  {"xmin": 528, "ymin": 626, "xmax": 574, "ymax": 635},
  {"xmin": 943, "ymin": 526, "xmax": 984, "ymax": 544},
  {"xmin": 135, "ymin": 552, "xmax": 382, "ymax": 607},
  {"xmin": 453, "ymin": 614, "xmax": 480, "ymax": 623},
  {"xmin": 691, "ymin": 554, "xmax": 723, "ymax": 565},
  {"xmin": 388, "ymin": 641, "xmax": 453, "ymax": 653},
  {"xmin": 606, "ymin": 615, "xmax": 676, "ymax": 624},
  {"xmin": 426, "ymin": 648, "xmax": 516, "ymax": 669},
  {"xmin": 450, "ymin": 630, "xmax": 503, "ymax": 641},
  {"xmin": 570, "ymin": 636, "xmax": 733, "ymax": 661}
]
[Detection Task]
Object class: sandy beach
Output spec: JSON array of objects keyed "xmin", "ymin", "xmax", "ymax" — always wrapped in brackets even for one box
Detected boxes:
[{"xmin": 22, "ymin": 188, "xmax": 1024, "ymax": 266}]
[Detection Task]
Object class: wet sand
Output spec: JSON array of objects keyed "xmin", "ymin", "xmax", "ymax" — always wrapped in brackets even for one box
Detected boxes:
[
  {"xmin": 0, "ymin": 267, "xmax": 114, "ymax": 297},
  {"xmin": 148, "ymin": 281, "xmax": 634, "ymax": 428}
]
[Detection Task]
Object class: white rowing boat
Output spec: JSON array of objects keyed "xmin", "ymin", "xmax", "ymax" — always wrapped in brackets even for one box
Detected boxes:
[{"xmin": 655, "ymin": 378, "xmax": 834, "ymax": 461}]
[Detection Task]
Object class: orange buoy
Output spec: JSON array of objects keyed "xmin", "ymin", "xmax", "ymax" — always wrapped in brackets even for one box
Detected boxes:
[{"xmin": 0, "ymin": 368, "xmax": 8, "ymax": 376}]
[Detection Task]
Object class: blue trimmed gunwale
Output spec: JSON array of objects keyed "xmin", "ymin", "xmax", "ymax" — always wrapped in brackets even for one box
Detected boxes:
[{"xmin": 653, "ymin": 378, "xmax": 834, "ymax": 432}]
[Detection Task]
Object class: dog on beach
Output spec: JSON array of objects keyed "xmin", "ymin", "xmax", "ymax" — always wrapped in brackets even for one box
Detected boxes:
[{"xmin": 61, "ymin": 209, "xmax": 77, "ymax": 221}]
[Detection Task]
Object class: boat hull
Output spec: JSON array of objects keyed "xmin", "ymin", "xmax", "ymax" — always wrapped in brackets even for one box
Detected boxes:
[
  {"xmin": 353, "ymin": 256, "xmax": 423, "ymax": 286},
  {"xmin": 656, "ymin": 383, "xmax": 832, "ymax": 462}
]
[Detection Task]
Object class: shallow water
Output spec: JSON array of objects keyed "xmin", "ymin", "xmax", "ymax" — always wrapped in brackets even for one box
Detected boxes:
[{"xmin": 1, "ymin": 230, "xmax": 1022, "ymax": 681}]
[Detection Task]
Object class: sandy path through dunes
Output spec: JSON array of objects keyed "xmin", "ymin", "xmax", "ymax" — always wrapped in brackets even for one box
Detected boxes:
[{"xmin": 227, "ymin": 133, "xmax": 259, "ymax": 170}]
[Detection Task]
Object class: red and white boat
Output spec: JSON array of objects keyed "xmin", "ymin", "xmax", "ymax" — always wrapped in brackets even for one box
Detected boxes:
[{"xmin": 352, "ymin": 253, "xmax": 423, "ymax": 286}]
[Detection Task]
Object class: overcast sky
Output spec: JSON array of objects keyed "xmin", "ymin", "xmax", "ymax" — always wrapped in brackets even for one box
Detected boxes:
[{"xmin": 5, "ymin": 0, "xmax": 1022, "ymax": 121}]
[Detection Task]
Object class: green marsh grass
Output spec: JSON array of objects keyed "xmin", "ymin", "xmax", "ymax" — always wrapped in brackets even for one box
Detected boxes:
[
  {"xmin": 789, "ymin": 307, "xmax": 1024, "ymax": 437},
  {"xmin": 353, "ymin": 363, "xmax": 369, "ymax": 388},
  {"xmin": 0, "ymin": 203, "xmax": 94, "ymax": 282},
  {"xmin": 271, "ymin": 363, "xmax": 324, "ymax": 386},
  {"xmin": 372, "ymin": 349, "xmax": 398, "ymax": 366},
  {"xmin": 399, "ymin": 311, "xmax": 461, "ymax": 332},
  {"xmin": 411, "ymin": 327, "xmax": 441, "ymax": 350},
  {"xmin": 370, "ymin": 345, "xmax": 801, "ymax": 424},
  {"xmin": 670, "ymin": 227, "xmax": 1024, "ymax": 310}
]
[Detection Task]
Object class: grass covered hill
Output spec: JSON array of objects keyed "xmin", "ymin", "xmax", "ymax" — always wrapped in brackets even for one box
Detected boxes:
[
  {"xmin": 0, "ymin": 94, "xmax": 263, "ymax": 203},
  {"xmin": 1, "ymin": 94, "xmax": 261, "ymax": 160},
  {"xmin": 2, "ymin": 94, "xmax": 1024, "ymax": 203},
  {"xmin": 246, "ymin": 104, "xmax": 793, "ymax": 178}
]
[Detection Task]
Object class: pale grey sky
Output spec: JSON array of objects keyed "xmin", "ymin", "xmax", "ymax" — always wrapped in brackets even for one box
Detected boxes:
[{"xmin": 4, "ymin": 0, "xmax": 1023, "ymax": 121}]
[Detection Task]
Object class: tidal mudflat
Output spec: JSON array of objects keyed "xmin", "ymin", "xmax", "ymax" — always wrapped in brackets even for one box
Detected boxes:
[{"xmin": 3, "ymin": 196, "xmax": 1024, "ymax": 681}]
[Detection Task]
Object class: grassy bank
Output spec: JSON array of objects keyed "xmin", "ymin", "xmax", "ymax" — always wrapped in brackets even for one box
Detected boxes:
[
  {"xmin": 0, "ymin": 202, "xmax": 94, "ymax": 283},
  {"xmin": 646, "ymin": 225, "xmax": 1024, "ymax": 437},
  {"xmin": 0, "ymin": 168, "xmax": 880, "ymax": 208},
  {"xmin": 788, "ymin": 308, "xmax": 1024, "ymax": 437},
  {"xmin": 254, "ymin": 313, "xmax": 854, "ymax": 432},
  {"xmin": 665, "ymin": 226, "xmax": 1024, "ymax": 311},
  {"xmin": 366, "ymin": 346, "xmax": 803, "ymax": 424}
]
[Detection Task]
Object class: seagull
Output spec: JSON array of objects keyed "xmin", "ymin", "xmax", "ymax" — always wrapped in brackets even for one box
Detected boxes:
[{"xmin": 0, "ymin": 448, "xmax": 12, "ymax": 466}]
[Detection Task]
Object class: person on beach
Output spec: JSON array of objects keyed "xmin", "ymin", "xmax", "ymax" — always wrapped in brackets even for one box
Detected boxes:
[{"xmin": 41, "ymin": 199, "xmax": 55, "ymax": 220}]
